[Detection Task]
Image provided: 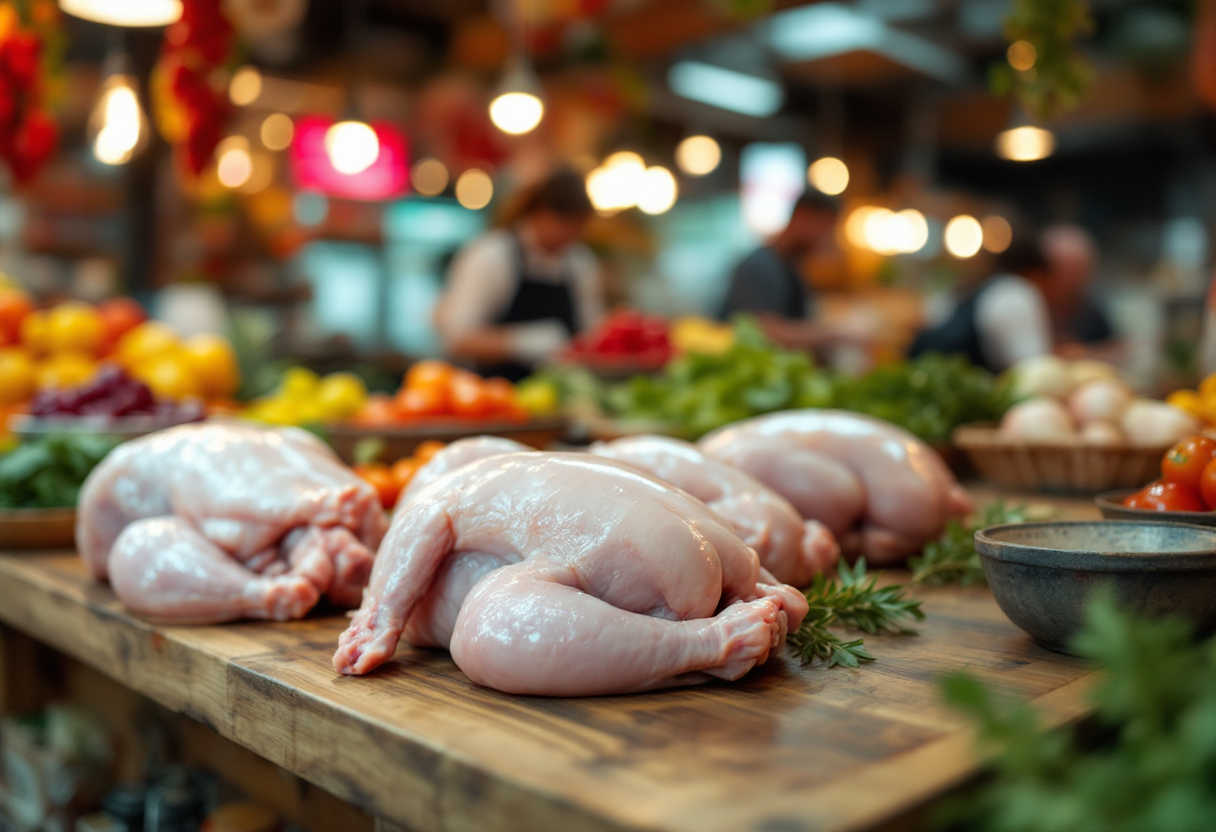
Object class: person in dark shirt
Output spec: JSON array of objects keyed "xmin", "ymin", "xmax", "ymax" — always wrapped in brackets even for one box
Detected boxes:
[
  {"xmin": 720, "ymin": 191, "xmax": 843, "ymax": 349},
  {"xmin": 1040, "ymin": 224, "xmax": 1116, "ymax": 356}
]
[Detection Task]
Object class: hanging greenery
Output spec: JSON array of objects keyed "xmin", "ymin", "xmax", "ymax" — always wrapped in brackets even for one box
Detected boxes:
[{"xmin": 990, "ymin": 0, "xmax": 1094, "ymax": 122}]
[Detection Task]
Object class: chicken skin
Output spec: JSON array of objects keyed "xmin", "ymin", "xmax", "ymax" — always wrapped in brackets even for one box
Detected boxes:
[
  {"xmin": 78, "ymin": 422, "xmax": 387, "ymax": 621},
  {"xmin": 334, "ymin": 452, "xmax": 809, "ymax": 696},
  {"xmin": 590, "ymin": 435, "xmax": 839, "ymax": 586},
  {"xmin": 700, "ymin": 410, "xmax": 971, "ymax": 564}
]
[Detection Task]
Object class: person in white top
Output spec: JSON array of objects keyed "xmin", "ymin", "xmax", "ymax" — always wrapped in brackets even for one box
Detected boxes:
[
  {"xmin": 909, "ymin": 238, "xmax": 1053, "ymax": 371},
  {"xmin": 434, "ymin": 169, "xmax": 605, "ymax": 379}
]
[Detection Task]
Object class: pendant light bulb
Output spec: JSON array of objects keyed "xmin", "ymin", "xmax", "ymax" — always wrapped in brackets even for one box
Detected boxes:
[
  {"xmin": 325, "ymin": 120, "xmax": 379, "ymax": 175},
  {"xmin": 60, "ymin": 0, "xmax": 182, "ymax": 27},
  {"xmin": 89, "ymin": 69, "xmax": 148, "ymax": 166},
  {"xmin": 490, "ymin": 58, "xmax": 544, "ymax": 136}
]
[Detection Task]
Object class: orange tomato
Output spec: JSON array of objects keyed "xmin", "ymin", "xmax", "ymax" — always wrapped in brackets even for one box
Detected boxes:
[
  {"xmin": 350, "ymin": 394, "xmax": 401, "ymax": 427},
  {"xmin": 20, "ymin": 311, "xmax": 49, "ymax": 355},
  {"xmin": 0, "ymin": 348, "xmax": 35, "ymax": 404},
  {"xmin": 448, "ymin": 373, "xmax": 490, "ymax": 418},
  {"xmin": 97, "ymin": 297, "xmax": 147, "ymax": 348},
  {"xmin": 0, "ymin": 288, "xmax": 32, "ymax": 346},
  {"xmin": 181, "ymin": 333, "xmax": 241, "ymax": 399},
  {"xmin": 116, "ymin": 321, "xmax": 180, "ymax": 371},
  {"xmin": 131, "ymin": 353, "xmax": 201, "ymax": 401},
  {"xmin": 390, "ymin": 457, "xmax": 421, "ymax": 488},
  {"xmin": 396, "ymin": 385, "xmax": 447, "ymax": 419},
  {"xmin": 47, "ymin": 302, "xmax": 104, "ymax": 355},
  {"xmin": 355, "ymin": 463, "xmax": 400, "ymax": 510},
  {"xmin": 414, "ymin": 440, "xmax": 446, "ymax": 462},
  {"xmin": 405, "ymin": 359, "xmax": 455, "ymax": 392}
]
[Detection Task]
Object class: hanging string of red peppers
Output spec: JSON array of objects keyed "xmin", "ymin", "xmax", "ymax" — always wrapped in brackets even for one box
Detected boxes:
[{"xmin": 0, "ymin": 0, "xmax": 59, "ymax": 184}]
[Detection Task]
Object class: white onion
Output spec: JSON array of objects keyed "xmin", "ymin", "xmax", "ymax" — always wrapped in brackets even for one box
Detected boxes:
[
  {"xmin": 1121, "ymin": 400, "xmax": 1202, "ymax": 446},
  {"xmin": 1001, "ymin": 397, "xmax": 1076, "ymax": 441},
  {"xmin": 1080, "ymin": 420, "xmax": 1124, "ymax": 445},
  {"xmin": 1070, "ymin": 360, "xmax": 1119, "ymax": 387},
  {"xmin": 1068, "ymin": 378, "xmax": 1134, "ymax": 426},
  {"xmin": 1011, "ymin": 355, "xmax": 1076, "ymax": 400}
]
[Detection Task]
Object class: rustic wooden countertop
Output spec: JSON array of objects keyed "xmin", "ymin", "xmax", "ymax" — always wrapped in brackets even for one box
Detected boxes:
[{"xmin": 0, "ymin": 491, "xmax": 1102, "ymax": 832}]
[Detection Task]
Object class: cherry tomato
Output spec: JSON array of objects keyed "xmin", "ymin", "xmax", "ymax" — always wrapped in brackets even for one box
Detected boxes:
[
  {"xmin": 1161, "ymin": 435, "xmax": 1216, "ymax": 490},
  {"xmin": 405, "ymin": 359, "xmax": 454, "ymax": 392},
  {"xmin": 1124, "ymin": 480, "xmax": 1207, "ymax": 512},
  {"xmin": 414, "ymin": 440, "xmax": 446, "ymax": 463},
  {"xmin": 448, "ymin": 373, "xmax": 490, "ymax": 418},
  {"xmin": 390, "ymin": 457, "xmax": 421, "ymax": 489},
  {"xmin": 480, "ymin": 377, "xmax": 518, "ymax": 415},
  {"xmin": 1201, "ymin": 459, "xmax": 1216, "ymax": 510},
  {"xmin": 349, "ymin": 395, "xmax": 400, "ymax": 428},
  {"xmin": 354, "ymin": 464, "xmax": 400, "ymax": 510}
]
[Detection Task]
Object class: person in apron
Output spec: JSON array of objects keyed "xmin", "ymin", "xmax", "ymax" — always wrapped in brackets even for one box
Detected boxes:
[{"xmin": 435, "ymin": 169, "xmax": 604, "ymax": 380}]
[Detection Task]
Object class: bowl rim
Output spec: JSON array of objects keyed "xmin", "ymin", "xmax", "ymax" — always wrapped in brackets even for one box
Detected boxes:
[
  {"xmin": 1093, "ymin": 489, "xmax": 1216, "ymax": 522},
  {"xmin": 975, "ymin": 519, "xmax": 1216, "ymax": 571}
]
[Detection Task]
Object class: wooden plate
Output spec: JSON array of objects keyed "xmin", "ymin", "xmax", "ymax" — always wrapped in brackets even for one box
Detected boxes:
[
  {"xmin": 324, "ymin": 417, "xmax": 570, "ymax": 463},
  {"xmin": 0, "ymin": 507, "xmax": 76, "ymax": 551}
]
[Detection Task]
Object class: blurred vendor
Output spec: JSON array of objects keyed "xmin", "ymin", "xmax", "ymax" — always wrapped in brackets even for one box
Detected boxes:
[
  {"xmin": 435, "ymin": 169, "xmax": 604, "ymax": 379},
  {"xmin": 719, "ymin": 191, "xmax": 844, "ymax": 350},
  {"xmin": 909, "ymin": 239, "xmax": 1053, "ymax": 372},
  {"xmin": 1040, "ymin": 224, "xmax": 1117, "ymax": 359}
]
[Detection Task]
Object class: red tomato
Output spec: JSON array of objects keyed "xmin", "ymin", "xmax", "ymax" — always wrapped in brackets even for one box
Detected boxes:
[
  {"xmin": 349, "ymin": 395, "xmax": 399, "ymax": 427},
  {"xmin": 1201, "ymin": 459, "xmax": 1216, "ymax": 510},
  {"xmin": 1161, "ymin": 436, "xmax": 1216, "ymax": 490},
  {"xmin": 390, "ymin": 457, "xmax": 420, "ymax": 489},
  {"xmin": 1124, "ymin": 480, "xmax": 1207, "ymax": 512},
  {"xmin": 396, "ymin": 385, "xmax": 447, "ymax": 419},
  {"xmin": 480, "ymin": 377, "xmax": 517, "ymax": 415}
]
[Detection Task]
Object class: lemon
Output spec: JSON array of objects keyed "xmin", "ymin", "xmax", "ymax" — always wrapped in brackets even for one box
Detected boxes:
[
  {"xmin": 316, "ymin": 372, "xmax": 368, "ymax": 420},
  {"xmin": 0, "ymin": 348, "xmax": 35, "ymax": 403},
  {"xmin": 279, "ymin": 367, "xmax": 319, "ymax": 400},
  {"xmin": 117, "ymin": 322, "xmax": 181, "ymax": 371},
  {"xmin": 181, "ymin": 333, "xmax": 241, "ymax": 399}
]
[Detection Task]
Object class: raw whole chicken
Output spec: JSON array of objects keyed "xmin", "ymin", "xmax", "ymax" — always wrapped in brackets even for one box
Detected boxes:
[
  {"xmin": 78, "ymin": 422, "xmax": 388, "ymax": 622},
  {"xmin": 334, "ymin": 452, "xmax": 809, "ymax": 696},
  {"xmin": 395, "ymin": 436, "xmax": 527, "ymax": 513},
  {"xmin": 699, "ymin": 410, "xmax": 971, "ymax": 564},
  {"xmin": 589, "ymin": 435, "xmax": 839, "ymax": 586}
]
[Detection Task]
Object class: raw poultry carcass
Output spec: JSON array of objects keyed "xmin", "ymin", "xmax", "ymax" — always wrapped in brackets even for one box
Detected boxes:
[
  {"xmin": 78, "ymin": 422, "xmax": 387, "ymax": 622},
  {"xmin": 699, "ymin": 410, "xmax": 971, "ymax": 565},
  {"xmin": 590, "ymin": 435, "xmax": 839, "ymax": 586},
  {"xmin": 334, "ymin": 452, "xmax": 809, "ymax": 696},
  {"xmin": 395, "ymin": 436, "xmax": 528, "ymax": 515}
]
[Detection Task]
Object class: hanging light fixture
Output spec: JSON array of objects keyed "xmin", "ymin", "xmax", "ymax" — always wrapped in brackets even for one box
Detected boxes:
[
  {"xmin": 60, "ymin": 0, "xmax": 182, "ymax": 27},
  {"xmin": 490, "ymin": 56, "xmax": 544, "ymax": 135},
  {"xmin": 88, "ymin": 54, "xmax": 149, "ymax": 166},
  {"xmin": 325, "ymin": 0, "xmax": 379, "ymax": 176}
]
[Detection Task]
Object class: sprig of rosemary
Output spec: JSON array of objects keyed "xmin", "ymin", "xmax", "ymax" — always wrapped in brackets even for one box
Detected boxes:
[
  {"xmin": 788, "ymin": 559, "xmax": 924, "ymax": 668},
  {"xmin": 910, "ymin": 503, "xmax": 1034, "ymax": 587}
]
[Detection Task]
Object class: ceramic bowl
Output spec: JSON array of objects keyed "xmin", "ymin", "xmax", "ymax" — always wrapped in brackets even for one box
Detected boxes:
[
  {"xmin": 975, "ymin": 520, "xmax": 1216, "ymax": 655},
  {"xmin": 1094, "ymin": 489, "xmax": 1216, "ymax": 527}
]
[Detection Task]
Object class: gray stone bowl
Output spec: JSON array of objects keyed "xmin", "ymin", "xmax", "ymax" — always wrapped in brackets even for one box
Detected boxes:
[
  {"xmin": 975, "ymin": 521, "xmax": 1216, "ymax": 656},
  {"xmin": 1095, "ymin": 489, "xmax": 1216, "ymax": 527}
]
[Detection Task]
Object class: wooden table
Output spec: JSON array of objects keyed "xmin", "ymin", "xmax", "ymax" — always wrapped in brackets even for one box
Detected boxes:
[{"xmin": 0, "ymin": 494, "xmax": 1102, "ymax": 832}]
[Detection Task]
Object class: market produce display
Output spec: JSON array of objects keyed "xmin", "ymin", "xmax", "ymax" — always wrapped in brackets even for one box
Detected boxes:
[
  {"xmin": 350, "ymin": 360, "xmax": 526, "ymax": 426},
  {"xmin": 1165, "ymin": 370, "xmax": 1216, "ymax": 427},
  {"xmin": 243, "ymin": 367, "xmax": 369, "ymax": 426},
  {"xmin": 1001, "ymin": 355, "xmax": 1198, "ymax": 446},
  {"xmin": 352, "ymin": 439, "xmax": 446, "ymax": 510},
  {"xmin": 334, "ymin": 451, "xmax": 810, "ymax": 695},
  {"xmin": 26, "ymin": 365, "xmax": 204, "ymax": 425},
  {"xmin": 0, "ymin": 432, "xmax": 117, "ymax": 509},
  {"xmin": 1121, "ymin": 434, "xmax": 1216, "ymax": 512},
  {"xmin": 590, "ymin": 434, "xmax": 840, "ymax": 586},
  {"xmin": 699, "ymin": 410, "xmax": 972, "ymax": 564},
  {"xmin": 0, "ymin": 289, "xmax": 241, "ymax": 408},
  {"xmin": 563, "ymin": 309, "xmax": 673, "ymax": 370},
  {"xmin": 78, "ymin": 422, "xmax": 388, "ymax": 622}
]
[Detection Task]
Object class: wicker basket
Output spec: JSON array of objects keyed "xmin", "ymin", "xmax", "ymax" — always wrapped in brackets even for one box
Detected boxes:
[{"xmin": 953, "ymin": 425, "xmax": 1166, "ymax": 493}]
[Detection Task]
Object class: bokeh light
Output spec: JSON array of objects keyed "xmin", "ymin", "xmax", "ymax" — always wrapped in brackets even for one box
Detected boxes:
[
  {"xmin": 675, "ymin": 135, "xmax": 721, "ymax": 176},
  {"xmin": 945, "ymin": 215, "xmax": 984, "ymax": 258},
  {"xmin": 808, "ymin": 157, "xmax": 849, "ymax": 195},
  {"xmin": 455, "ymin": 168, "xmax": 494, "ymax": 210}
]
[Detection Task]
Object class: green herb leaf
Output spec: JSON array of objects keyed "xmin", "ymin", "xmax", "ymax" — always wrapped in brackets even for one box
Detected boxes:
[{"xmin": 910, "ymin": 502, "xmax": 1034, "ymax": 586}]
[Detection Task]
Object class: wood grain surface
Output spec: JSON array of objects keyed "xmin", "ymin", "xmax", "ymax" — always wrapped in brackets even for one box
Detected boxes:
[{"xmin": 0, "ymin": 515, "xmax": 1100, "ymax": 832}]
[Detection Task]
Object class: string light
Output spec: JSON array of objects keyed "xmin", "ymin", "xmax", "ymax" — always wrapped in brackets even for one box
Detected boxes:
[
  {"xmin": 91, "ymin": 76, "xmax": 145, "ymax": 166},
  {"xmin": 412, "ymin": 158, "xmax": 449, "ymax": 196},
  {"xmin": 490, "ymin": 58, "xmax": 544, "ymax": 135},
  {"xmin": 455, "ymin": 168, "xmax": 493, "ymax": 210},
  {"xmin": 944, "ymin": 215, "xmax": 984, "ymax": 258},
  {"xmin": 675, "ymin": 135, "xmax": 721, "ymax": 176},
  {"xmin": 638, "ymin": 166, "xmax": 677, "ymax": 215},
  {"xmin": 260, "ymin": 114, "xmax": 293, "ymax": 151},
  {"xmin": 982, "ymin": 216, "xmax": 1013, "ymax": 253},
  {"xmin": 996, "ymin": 126, "xmax": 1054, "ymax": 162},
  {"xmin": 325, "ymin": 120, "xmax": 379, "ymax": 175},
  {"xmin": 808, "ymin": 157, "xmax": 849, "ymax": 195},
  {"xmin": 229, "ymin": 66, "xmax": 262, "ymax": 106},
  {"xmin": 586, "ymin": 152, "xmax": 646, "ymax": 213}
]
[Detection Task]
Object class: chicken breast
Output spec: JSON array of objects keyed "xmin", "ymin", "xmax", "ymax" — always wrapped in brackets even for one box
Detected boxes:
[
  {"xmin": 699, "ymin": 410, "xmax": 971, "ymax": 564},
  {"xmin": 334, "ymin": 452, "xmax": 809, "ymax": 696}
]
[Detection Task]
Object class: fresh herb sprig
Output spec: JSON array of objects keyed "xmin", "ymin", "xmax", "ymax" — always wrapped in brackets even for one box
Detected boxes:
[
  {"xmin": 788, "ymin": 559, "xmax": 924, "ymax": 668},
  {"xmin": 910, "ymin": 503, "xmax": 1032, "ymax": 586}
]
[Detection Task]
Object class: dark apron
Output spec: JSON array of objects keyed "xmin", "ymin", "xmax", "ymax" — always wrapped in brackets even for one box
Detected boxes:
[
  {"xmin": 908, "ymin": 281, "xmax": 992, "ymax": 371},
  {"xmin": 479, "ymin": 233, "xmax": 577, "ymax": 381}
]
